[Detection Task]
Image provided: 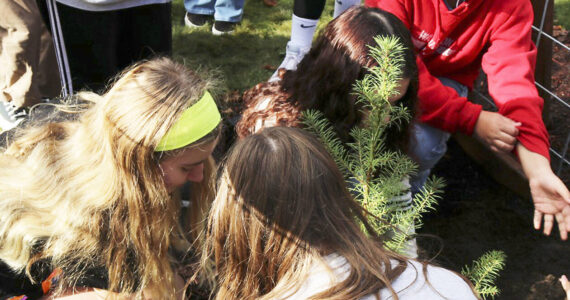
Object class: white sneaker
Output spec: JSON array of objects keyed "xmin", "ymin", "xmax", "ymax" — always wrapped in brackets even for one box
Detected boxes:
[
  {"xmin": 268, "ymin": 42, "xmax": 310, "ymax": 82},
  {"xmin": 211, "ymin": 21, "xmax": 237, "ymax": 36},
  {"xmin": 184, "ymin": 12, "xmax": 209, "ymax": 28},
  {"xmin": 0, "ymin": 101, "xmax": 27, "ymax": 132}
]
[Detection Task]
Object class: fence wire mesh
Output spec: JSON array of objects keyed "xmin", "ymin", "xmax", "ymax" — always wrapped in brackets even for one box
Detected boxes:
[{"xmin": 468, "ymin": 0, "xmax": 569, "ymax": 182}]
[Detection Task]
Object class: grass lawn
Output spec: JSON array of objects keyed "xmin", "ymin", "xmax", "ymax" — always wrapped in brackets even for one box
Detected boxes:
[
  {"xmin": 172, "ymin": 0, "xmax": 335, "ymax": 92},
  {"xmin": 555, "ymin": 0, "xmax": 570, "ymax": 29},
  {"xmin": 173, "ymin": 0, "xmax": 569, "ymax": 94}
]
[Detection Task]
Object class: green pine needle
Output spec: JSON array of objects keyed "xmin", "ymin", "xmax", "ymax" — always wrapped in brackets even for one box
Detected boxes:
[
  {"xmin": 302, "ymin": 33, "xmax": 506, "ymax": 299},
  {"xmin": 462, "ymin": 250, "xmax": 507, "ymax": 299}
]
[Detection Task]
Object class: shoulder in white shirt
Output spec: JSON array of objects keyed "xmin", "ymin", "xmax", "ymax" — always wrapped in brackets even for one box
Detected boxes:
[{"xmin": 283, "ymin": 254, "xmax": 478, "ymax": 300}]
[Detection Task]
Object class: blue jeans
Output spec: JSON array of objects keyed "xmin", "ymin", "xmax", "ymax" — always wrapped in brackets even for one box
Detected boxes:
[
  {"xmin": 409, "ymin": 77, "xmax": 469, "ymax": 195},
  {"xmin": 184, "ymin": 0, "xmax": 244, "ymax": 22}
]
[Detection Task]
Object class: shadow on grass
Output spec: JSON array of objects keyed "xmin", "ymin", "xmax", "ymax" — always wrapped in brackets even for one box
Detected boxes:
[
  {"xmin": 171, "ymin": 0, "xmax": 300, "ymax": 91},
  {"xmin": 171, "ymin": 0, "xmax": 336, "ymax": 91},
  {"xmin": 173, "ymin": 30, "xmax": 289, "ymax": 91}
]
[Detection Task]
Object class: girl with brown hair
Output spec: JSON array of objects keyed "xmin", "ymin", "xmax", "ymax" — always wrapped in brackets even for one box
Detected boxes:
[
  {"xmin": 0, "ymin": 57, "xmax": 220, "ymax": 299},
  {"xmin": 237, "ymin": 6, "xmax": 417, "ymax": 152},
  {"xmin": 205, "ymin": 126, "xmax": 477, "ymax": 299},
  {"xmin": 236, "ymin": 5, "xmax": 420, "ymax": 257}
]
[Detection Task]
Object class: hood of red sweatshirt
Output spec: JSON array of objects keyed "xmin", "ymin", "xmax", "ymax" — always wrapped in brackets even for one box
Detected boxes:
[{"xmin": 421, "ymin": 0, "xmax": 485, "ymax": 55}]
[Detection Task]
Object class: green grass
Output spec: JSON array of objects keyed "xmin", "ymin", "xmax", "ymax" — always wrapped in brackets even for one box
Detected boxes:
[
  {"xmin": 555, "ymin": 0, "xmax": 570, "ymax": 29},
  {"xmin": 172, "ymin": 0, "xmax": 334, "ymax": 92},
  {"xmin": 173, "ymin": 0, "xmax": 569, "ymax": 91}
]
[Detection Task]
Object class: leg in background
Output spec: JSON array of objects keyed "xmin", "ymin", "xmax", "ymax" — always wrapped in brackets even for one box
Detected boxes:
[
  {"xmin": 213, "ymin": 0, "xmax": 245, "ymax": 22},
  {"xmin": 0, "ymin": 0, "xmax": 60, "ymax": 131},
  {"xmin": 269, "ymin": 0, "xmax": 360, "ymax": 82},
  {"xmin": 333, "ymin": 0, "xmax": 361, "ymax": 18},
  {"xmin": 409, "ymin": 77, "xmax": 469, "ymax": 196},
  {"xmin": 212, "ymin": 0, "xmax": 245, "ymax": 34},
  {"xmin": 184, "ymin": 0, "xmax": 215, "ymax": 17},
  {"xmin": 118, "ymin": 3, "xmax": 172, "ymax": 71},
  {"xmin": 55, "ymin": 4, "xmax": 118, "ymax": 92}
]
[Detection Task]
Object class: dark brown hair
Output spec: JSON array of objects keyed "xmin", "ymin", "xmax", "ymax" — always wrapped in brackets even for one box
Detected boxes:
[
  {"xmin": 205, "ymin": 127, "xmax": 407, "ymax": 299},
  {"xmin": 237, "ymin": 6, "xmax": 418, "ymax": 152}
]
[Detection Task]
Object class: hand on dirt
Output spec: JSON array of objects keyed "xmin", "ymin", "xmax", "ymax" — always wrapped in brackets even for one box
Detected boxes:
[
  {"xmin": 474, "ymin": 111, "xmax": 521, "ymax": 153},
  {"xmin": 530, "ymin": 172, "xmax": 570, "ymax": 240},
  {"xmin": 518, "ymin": 143, "xmax": 570, "ymax": 240},
  {"xmin": 560, "ymin": 275, "xmax": 570, "ymax": 300}
]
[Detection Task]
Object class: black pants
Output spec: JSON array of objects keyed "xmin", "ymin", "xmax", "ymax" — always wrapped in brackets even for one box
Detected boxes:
[
  {"xmin": 38, "ymin": 1, "xmax": 172, "ymax": 93},
  {"xmin": 294, "ymin": 0, "xmax": 326, "ymax": 19}
]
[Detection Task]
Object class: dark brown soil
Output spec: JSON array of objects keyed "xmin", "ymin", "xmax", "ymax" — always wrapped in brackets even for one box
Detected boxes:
[
  {"xmin": 549, "ymin": 25, "xmax": 570, "ymax": 187},
  {"xmin": 419, "ymin": 139, "xmax": 569, "ymax": 300}
]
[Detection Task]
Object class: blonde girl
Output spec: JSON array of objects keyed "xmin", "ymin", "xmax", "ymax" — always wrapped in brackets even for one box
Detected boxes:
[
  {"xmin": 205, "ymin": 127, "xmax": 477, "ymax": 300},
  {"xmin": 0, "ymin": 57, "xmax": 220, "ymax": 298}
]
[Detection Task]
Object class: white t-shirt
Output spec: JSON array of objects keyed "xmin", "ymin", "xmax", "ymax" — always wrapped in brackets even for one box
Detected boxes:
[{"xmin": 282, "ymin": 254, "xmax": 478, "ymax": 300}]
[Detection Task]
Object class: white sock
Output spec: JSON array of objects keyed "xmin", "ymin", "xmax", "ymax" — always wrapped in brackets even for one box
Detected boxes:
[
  {"xmin": 333, "ymin": 0, "xmax": 361, "ymax": 18},
  {"xmin": 290, "ymin": 14, "xmax": 318, "ymax": 49}
]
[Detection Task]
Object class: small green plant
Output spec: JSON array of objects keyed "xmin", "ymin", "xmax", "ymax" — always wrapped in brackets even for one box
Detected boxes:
[
  {"xmin": 302, "ymin": 35, "xmax": 442, "ymax": 254},
  {"xmin": 462, "ymin": 250, "xmax": 507, "ymax": 299},
  {"xmin": 302, "ymin": 35, "xmax": 506, "ymax": 298}
]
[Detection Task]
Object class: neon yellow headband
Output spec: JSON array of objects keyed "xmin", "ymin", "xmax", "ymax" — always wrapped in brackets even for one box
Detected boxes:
[{"xmin": 155, "ymin": 91, "xmax": 221, "ymax": 152}]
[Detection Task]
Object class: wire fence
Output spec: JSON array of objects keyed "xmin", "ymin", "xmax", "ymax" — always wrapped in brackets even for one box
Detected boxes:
[{"xmin": 469, "ymin": 0, "xmax": 569, "ymax": 180}]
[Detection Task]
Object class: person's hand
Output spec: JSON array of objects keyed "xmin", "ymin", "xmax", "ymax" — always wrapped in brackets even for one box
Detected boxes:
[
  {"xmin": 560, "ymin": 275, "xmax": 570, "ymax": 300},
  {"xmin": 473, "ymin": 111, "xmax": 521, "ymax": 153},
  {"xmin": 518, "ymin": 144, "xmax": 570, "ymax": 240},
  {"xmin": 530, "ymin": 172, "xmax": 570, "ymax": 240}
]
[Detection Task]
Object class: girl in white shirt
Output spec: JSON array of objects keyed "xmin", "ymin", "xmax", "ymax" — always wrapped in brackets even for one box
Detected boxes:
[{"xmin": 203, "ymin": 127, "xmax": 478, "ymax": 300}]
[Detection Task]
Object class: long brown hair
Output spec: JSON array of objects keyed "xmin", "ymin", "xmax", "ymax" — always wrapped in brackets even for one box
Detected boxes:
[
  {"xmin": 205, "ymin": 127, "xmax": 407, "ymax": 300},
  {"xmin": 237, "ymin": 6, "xmax": 418, "ymax": 151},
  {"xmin": 0, "ymin": 57, "xmax": 218, "ymax": 297}
]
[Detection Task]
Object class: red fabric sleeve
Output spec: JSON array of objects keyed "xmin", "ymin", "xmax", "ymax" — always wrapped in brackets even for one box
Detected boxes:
[
  {"xmin": 482, "ymin": 1, "xmax": 550, "ymax": 160},
  {"xmin": 365, "ymin": 0, "xmax": 411, "ymax": 28},
  {"xmin": 499, "ymin": 98, "xmax": 550, "ymax": 160},
  {"xmin": 416, "ymin": 57, "xmax": 483, "ymax": 135},
  {"xmin": 367, "ymin": 0, "xmax": 483, "ymax": 134}
]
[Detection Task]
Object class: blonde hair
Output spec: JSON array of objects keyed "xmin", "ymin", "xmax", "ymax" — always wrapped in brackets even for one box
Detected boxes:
[
  {"xmin": 0, "ymin": 57, "xmax": 218, "ymax": 297},
  {"xmin": 204, "ymin": 127, "xmax": 407, "ymax": 300}
]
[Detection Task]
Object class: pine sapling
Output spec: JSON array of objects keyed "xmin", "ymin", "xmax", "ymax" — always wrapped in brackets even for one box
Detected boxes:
[
  {"xmin": 302, "ymin": 35, "xmax": 441, "ymax": 254},
  {"xmin": 303, "ymin": 34, "xmax": 507, "ymax": 298},
  {"xmin": 462, "ymin": 250, "xmax": 507, "ymax": 299}
]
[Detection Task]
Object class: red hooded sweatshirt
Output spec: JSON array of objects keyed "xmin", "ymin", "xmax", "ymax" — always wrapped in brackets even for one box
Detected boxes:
[{"xmin": 366, "ymin": 0, "xmax": 550, "ymax": 159}]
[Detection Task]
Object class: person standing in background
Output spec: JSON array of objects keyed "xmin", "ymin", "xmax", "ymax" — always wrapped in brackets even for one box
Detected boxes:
[
  {"xmin": 0, "ymin": 0, "xmax": 61, "ymax": 132},
  {"xmin": 183, "ymin": 0, "xmax": 244, "ymax": 35},
  {"xmin": 37, "ymin": 0, "xmax": 172, "ymax": 93},
  {"xmin": 269, "ymin": 0, "xmax": 361, "ymax": 82}
]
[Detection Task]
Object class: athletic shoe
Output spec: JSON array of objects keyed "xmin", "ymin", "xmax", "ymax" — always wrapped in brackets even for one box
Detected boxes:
[
  {"xmin": 184, "ymin": 13, "xmax": 210, "ymax": 28},
  {"xmin": 268, "ymin": 42, "xmax": 310, "ymax": 82},
  {"xmin": 212, "ymin": 21, "xmax": 237, "ymax": 35},
  {"xmin": 0, "ymin": 101, "xmax": 27, "ymax": 132}
]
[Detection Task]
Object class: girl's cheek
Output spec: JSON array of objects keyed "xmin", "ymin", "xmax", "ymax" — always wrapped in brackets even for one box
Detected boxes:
[{"xmin": 186, "ymin": 163, "xmax": 205, "ymax": 183}]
